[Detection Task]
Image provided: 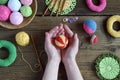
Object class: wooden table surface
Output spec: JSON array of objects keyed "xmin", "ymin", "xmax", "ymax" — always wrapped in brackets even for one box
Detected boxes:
[{"xmin": 0, "ymin": 0, "xmax": 120, "ymax": 80}]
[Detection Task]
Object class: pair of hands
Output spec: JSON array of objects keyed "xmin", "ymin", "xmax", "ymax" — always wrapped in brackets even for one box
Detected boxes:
[{"xmin": 45, "ymin": 24, "xmax": 79, "ymax": 63}]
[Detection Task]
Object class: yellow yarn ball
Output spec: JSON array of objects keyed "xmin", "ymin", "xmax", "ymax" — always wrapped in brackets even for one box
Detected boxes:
[{"xmin": 15, "ymin": 31, "xmax": 30, "ymax": 46}]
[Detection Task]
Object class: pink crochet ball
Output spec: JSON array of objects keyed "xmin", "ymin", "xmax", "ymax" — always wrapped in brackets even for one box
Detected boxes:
[
  {"xmin": 90, "ymin": 34, "xmax": 98, "ymax": 44},
  {"xmin": 83, "ymin": 20, "xmax": 97, "ymax": 35},
  {"xmin": 10, "ymin": 12, "xmax": 23, "ymax": 25},
  {"xmin": 0, "ymin": 5, "xmax": 11, "ymax": 21},
  {"xmin": 20, "ymin": 0, "xmax": 33, "ymax": 5}
]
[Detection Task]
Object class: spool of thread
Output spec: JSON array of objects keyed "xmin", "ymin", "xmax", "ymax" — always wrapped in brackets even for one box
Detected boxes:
[{"xmin": 90, "ymin": 34, "xmax": 98, "ymax": 44}]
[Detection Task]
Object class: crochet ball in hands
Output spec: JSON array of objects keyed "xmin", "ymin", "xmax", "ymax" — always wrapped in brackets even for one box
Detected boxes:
[
  {"xmin": 55, "ymin": 35, "xmax": 69, "ymax": 49},
  {"xmin": 83, "ymin": 19, "xmax": 97, "ymax": 35},
  {"xmin": 15, "ymin": 31, "xmax": 30, "ymax": 46},
  {"xmin": 0, "ymin": 5, "xmax": 11, "ymax": 21}
]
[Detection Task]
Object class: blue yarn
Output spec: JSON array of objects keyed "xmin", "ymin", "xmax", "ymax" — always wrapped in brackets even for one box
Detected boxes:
[{"xmin": 84, "ymin": 19, "xmax": 97, "ymax": 31}]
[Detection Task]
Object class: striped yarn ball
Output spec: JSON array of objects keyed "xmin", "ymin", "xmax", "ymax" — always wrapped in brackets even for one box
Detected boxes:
[{"xmin": 55, "ymin": 35, "xmax": 68, "ymax": 49}]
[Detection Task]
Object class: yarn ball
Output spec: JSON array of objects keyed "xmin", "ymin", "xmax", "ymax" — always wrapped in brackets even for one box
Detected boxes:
[
  {"xmin": 15, "ymin": 31, "xmax": 30, "ymax": 46},
  {"xmin": 8, "ymin": 0, "xmax": 21, "ymax": 11},
  {"xmin": 55, "ymin": 35, "xmax": 68, "ymax": 49},
  {"xmin": 83, "ymin": 19, "xmax": 97, "ymax": 34},
  {"xmin": 20, "ymin": 5, "xmax": 32, "ymax": 17},
  {"xmin": 0, "ymin": 0, "xmax": 8, "ymax": 5},
  {"xmin": 90, "ymin": 34, "xmax": 98, "ymax": 44},
  {"xmin": 20, "ymin": 0, "xmax": 33, "ymax": 5},
  {"xmin": 10, "ymin": 12, "xmax": 23, "ymax": 25},
  {"xmin": 0, "ymin": 5, "xmax": 11, "ymax": 21}
]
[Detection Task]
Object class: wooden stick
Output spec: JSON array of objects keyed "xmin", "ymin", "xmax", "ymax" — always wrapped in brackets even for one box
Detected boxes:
[
  {"xmin": 61, "ymin": 0, "xmax": 66, "ymax": 12},
  {"xmin": 56, "ymin": 0, "xmax": 62, "ymax": 16},
  {"xmin": 50, "ymin": 0, "xmax": 58, "ymax": 16},
  {"xmin": 42, "ymin": 0, "xmax": 53, "ymax": 16},
  {"xmin": 30, "ymin": 35, "xmax": 43, "ymax": 70}
]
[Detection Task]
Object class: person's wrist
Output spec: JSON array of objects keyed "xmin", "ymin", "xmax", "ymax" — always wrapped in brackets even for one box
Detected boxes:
[
  {"xmin": 48, "ymin": 57, "xmax": 61, "ymax": 63},
  {"xmin": 63, "ymin": 57, "xmax": 76, "ymax": 64}
]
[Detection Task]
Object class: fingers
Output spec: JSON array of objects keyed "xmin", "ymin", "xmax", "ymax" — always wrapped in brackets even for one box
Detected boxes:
[
  {"xmin": 73, "ymin": 33, "xmax": 79, "ymax": 47},
  {"xmin": 45, "ymin": 32, "xmax": 51, "ymax": 44},
  {"xmin": 49, "ymin": 26, "xmax": 59, "ymax": 35},
  {"xmin": 64, "ymin": 24, "xmax": 73, "ymax": 38}
]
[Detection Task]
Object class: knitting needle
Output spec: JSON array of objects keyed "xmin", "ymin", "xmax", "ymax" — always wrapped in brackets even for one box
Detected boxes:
[
  {"xmin": 50, "ymin": 0, "xmax": 58, "ymax": 16},
  {"xmin": 61, "ymin": 0, "xmax": 66, "ymax": 12},
  {"xmin": 42, "ymin": 0, "xmax": 53, "ymax": 16},
  {"xmin": 56, "ymin": 0, "xmax": 62, "ymax": 16},
  {"xmin": 30, "ymin": 35, "xmax": 43, "ymax": 71}
]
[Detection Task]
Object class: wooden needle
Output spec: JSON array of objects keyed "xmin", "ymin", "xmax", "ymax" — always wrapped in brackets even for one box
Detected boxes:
[
  {"xmin": 61, "ymin": 0, "xmax": 66, "ymax": 12},
  {"xmin": 56, "ymin": 0, "xmax": 62, "ymax": 16},
  {"xmin": 42, "ymin": 0, "xmax": 53, "ymax": 16},
  {"xmin": 50, "ymin": 0, "xmax": 58, "ymax": 16},
  {"xmin": 30, "ymin": 35, "xmax": 43, "ymax": 70}
]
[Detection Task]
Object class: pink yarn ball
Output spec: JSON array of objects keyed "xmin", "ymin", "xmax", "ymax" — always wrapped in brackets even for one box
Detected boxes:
[
  {"xmin": 20, "ymin": 0, "xmax": 33, "ymax": 5},
  {"xmin": 0, "ymin": 5, "xmax": 11, "ymax": 21},
  {"xmin": 10, "ymin": 12, "xmax": 23, "ymax": 25}
]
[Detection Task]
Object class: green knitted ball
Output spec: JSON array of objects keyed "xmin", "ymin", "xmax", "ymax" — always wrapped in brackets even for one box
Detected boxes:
[
  {"xmin": 45, "ymin": 0, "xmax": 76, "ymax": 15},
  {"xmin": 96, "ymin": 53, "xmax": 120, "ymax": 80},
  {"xmin": 20, "ymin": 6, "xmax": 32, "ymax": 17},
  {"xmin": 0, "ymin": 0, "xmax": 8, "ymax": 5}
]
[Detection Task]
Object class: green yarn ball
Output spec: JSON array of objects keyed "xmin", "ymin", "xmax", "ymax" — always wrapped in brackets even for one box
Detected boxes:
[
  {"xmin": 96, "ymin": 53, "xmax": 120, "ymax": 80},
  {"xmin": 0, "ymin": 0, "xmax": 8, "ymax": 5},
  {"xmin": 20, "ymin": 5, "xmax": 32, "ymax": 17}
]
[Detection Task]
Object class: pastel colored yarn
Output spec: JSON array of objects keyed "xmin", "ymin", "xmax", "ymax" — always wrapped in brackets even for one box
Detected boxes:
[
  {"xmin": 45, "ymin": 0, "xmax": 76, "ymax": 15},
  {"xmin": 0, "ymin": 0, "xmax": 8, "ymax": 5},
  {"xmin": 15, "ymin": 31, "xmax": 30, "ymax": 46},
  {"xmin": 96, "ymin": 53, "xmax": 120, "ymax": 80},
  {"xmin": 83, "ymin": 19, "xmax": 97, "ymax": 35},
  {"xmin": 86, "ymin": 0, "xmax": 106, "ymax": 12},
  {"xmin": 20, "ymin": 0, "xmax": 33, "ymax": 5},
  {"xmin": 10, "ymin": 12, "xmax": 23, "ymax": 25},
  {"xmin": 55, "ymin": 35, "xmax": 68, "ymax": 49},
  {"xmin": 8, "ymin": 0, "xmax": 21, "ymax": 11},
  {"xmin": 0, "ymin": 5, "xmax": 11, "ymax": 21},
  {"xmin": 20, "ymin": 5, "xmax": 32, "ymax": 17},
  {"xmin": 107, "ymin": 15, "xmax": 120, "ymax": 38},
  {"xmin": 0, "ymin": 40, "xmax": 17, "ymax": 67}
]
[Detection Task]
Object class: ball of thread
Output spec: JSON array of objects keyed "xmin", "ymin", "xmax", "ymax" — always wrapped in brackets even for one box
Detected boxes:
[
  {"xmin": 55, "ymin": 35, "xmax": 68, "ymax": 49},
  {"xmin": 90, "ymin": 34, "xmax": 98, "ymax": 44},
  {"xmin": 10, "ymin": 12, "xmax": 23, "ymax": 25},
  {"xmin": 0, "ymin": 0, "xmax": 8, "ymax": 5},
  {"xmin": 0, "ymin": 5, "xmax": 11, "ymax": 21},
  {"xmin": 15, "ymin": 31, "xmax": 30, "ymax": 46},
  {"xmin": 20, "ymin": 0, "xmax": 33, "ymax": 5},
  {"xmin": 20, "ymin": 5, "xmax": 32, "ymax": 17},
  {"xmin": 8, "ymin": 0, "xmax": 21, "ymax": 11},
  {"xmin": 83, "ymin": 19, "xmax": 97, "ymax": 35}
]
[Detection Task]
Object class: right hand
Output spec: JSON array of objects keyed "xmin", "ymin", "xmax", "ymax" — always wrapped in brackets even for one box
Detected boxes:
[{"xmin": 61, "ymin": 24, "xmax": 79, "ymax": 62}]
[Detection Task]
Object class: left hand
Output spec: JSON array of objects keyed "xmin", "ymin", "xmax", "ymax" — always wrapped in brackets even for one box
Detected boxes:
[{"xmin": 45, "ymin": 24, "xmax": 64, "ymax": 62}]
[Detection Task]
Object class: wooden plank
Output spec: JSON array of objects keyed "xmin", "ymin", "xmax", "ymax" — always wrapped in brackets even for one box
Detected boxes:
[
  {"xmin": 37, "ymin": 0, "xmax": 120, "ymax": 16},
  {"xmin": 0, "ymin": 16, "xmax": 120, "ymax": 80}
]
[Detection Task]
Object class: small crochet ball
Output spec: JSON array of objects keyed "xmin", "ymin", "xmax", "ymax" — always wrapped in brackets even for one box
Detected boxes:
[
  {"xmin": 55, "ymin": 35, "xmax": 68, "ymax": 49},
  {"xmin": 20, "ymin": 5, "xmax": 32, "ymax": 17},
  {"xmin": 15, "ymin": 31, "xmax": 30, "ymax": 46},
  {"xmin": 83, "ymin": 19, "xmax": 97, "ymax": 35},
  {"xmin": 0, "ymin": 5, "xmax": 11, "ymax": 21},
  {"xmin": 10, "ymin": 12, "xmax": 23, "ymax": 25},
  {"xmin": 90, "ymin": 34, "xmax": 98, "ymax": 44},
  {"xmin": 20, "ymin": 0, "xmax": 33, "ymax": 5},
  {"xmin": 8, "ymin": 0, "xmax": 21, "ymax": 11},
  {"xmin": 0, "ymin": 0, "xmax": 8, "ymax": 5}
]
